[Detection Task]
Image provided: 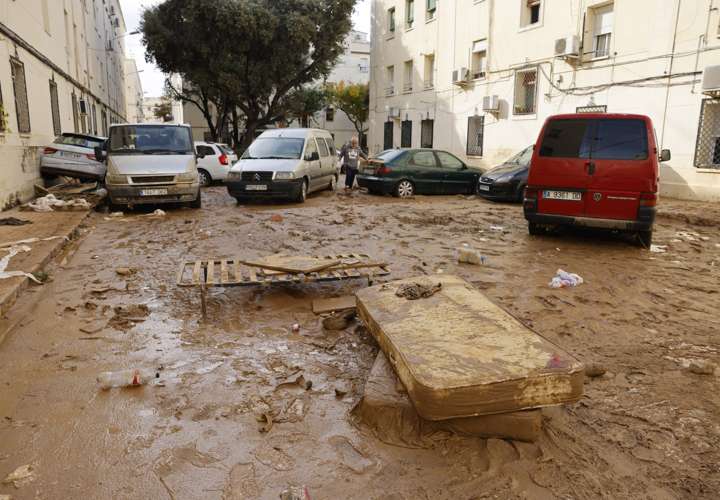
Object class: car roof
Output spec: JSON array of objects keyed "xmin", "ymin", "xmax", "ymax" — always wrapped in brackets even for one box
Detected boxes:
[
  {"xmin": 546, "ymin": 113, "xmax": 651, "ymax": 121},
  {"xmin": 60, "ymin": 132, "xmax": 106, "ymax": 141},
  {"xmin": 259, "ymin": 128, "xmax": 331, "ymax": 139}
]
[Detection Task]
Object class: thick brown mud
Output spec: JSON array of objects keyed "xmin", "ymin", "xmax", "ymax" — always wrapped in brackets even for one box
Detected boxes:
[{"xmin": 0, "ymin": 186, "xmax": 718, "ymax": 499}]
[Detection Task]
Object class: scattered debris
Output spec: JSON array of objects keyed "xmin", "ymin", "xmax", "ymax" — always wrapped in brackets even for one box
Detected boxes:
[
  {"xmin": 279, "ymin": 485, "xmax": 311, "ymax": 500},
  {"xmin": 270, "ymin": 214, "xmax": 284, "ymax": 223},
  {"xmin": 457, "ymin": 247, "xmax": 486, "ymax": 265},
  {"xmin": 108, "ymin": 212, "xmax": 125, "ymax": 218},
  {"xmin": 0, "ymin": 217, "xmax": 31, "ymax": 226},
  {"xmin": 549, "ymin": 269, "xmax": 584, "ymax": 288},
  {"xmin": 142, "ymin": 209, "xmax": 166, "ymax": 218},
  {"xmin": 328, "ymin": 435, "xmax": 375, "ymax": 474},
  {"xmin": 97, "ymin": 369, "xmax": 159, "ymax": 390},
  {"xmin": 0, "ymin": 236, "xmax": 64, "ymax": 250},
  {"xmin": 291, "ymin": 323, "xmax": 301, "ymax": 333},
  {"xmin": 650, "ymin": 245, "xmax": 668, "ymax": 253},
  {"xmin": 334, "ymin": 381, "xmax": 351, "ymax": 399},
  {"xmin": 2, "ymin": 464, "xmax": 35, "ymax": 488},
  {"xmin": 25, "ymin": 194, "xmax": 90, "ymax": 212},
  {"xmin": 31, "ymin": 270, "xmax": 50, "ymax": 283},
  {"xmin": 109, "ymin": 304, "xmax": 150, "ymax": 329},
  {"xmin": 584, "ymin": 363, "xmax": 607, "ymax": 378},
  {"xmin": 489, "ymin": 225, "xmax": 505, "ymax": 232},
  {"xmin": 115, "ymin": 267, "xmax": 135, "ymax": 276},
  {"xmin": 275, "ymin": 371, "xmax": 312, "ymax": 391},
  {"xmin": 0, "ymin": 246, "xmax": 42, "ymax": 284},
  {"xmin": 395, "ymin": 282, "xmax": 442, "ymax": 300},
  {"xmin": 322, "ymin": 309, "xmax": 356, "ymax": 331},
  {"xmin": 688, "ymin": 360, "xmax": 717, "ymax": 376},
  {"xmin": 312, "ymin": 296, "xmax": 356, "ymax": 315},
  {"xmin": 257, "ymin": 412, "xmax": 274, "ymax": 433}
]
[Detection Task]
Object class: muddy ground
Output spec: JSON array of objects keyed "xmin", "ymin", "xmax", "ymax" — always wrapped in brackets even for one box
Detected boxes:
[{"xmin": 0, "ymin": 186, "xmax": 719, "ymax": 499}]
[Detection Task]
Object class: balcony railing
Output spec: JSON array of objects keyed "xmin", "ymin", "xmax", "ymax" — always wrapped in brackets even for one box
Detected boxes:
[{"xmin": 385, "ymin": 87, "xmax": 395, "ymax": 96}]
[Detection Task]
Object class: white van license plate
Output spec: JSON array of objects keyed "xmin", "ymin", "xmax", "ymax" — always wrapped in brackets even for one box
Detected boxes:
[
  {"xmin": 140, "ymin": 188, "xmax": 168, "ymax": 196},
  {"xmin": 544, "ymin": 190, "xmax": 582, "ymax": 201},
  {"xmin": 246, "ymin": 185, "xmax": 267, "ymax": 191}
]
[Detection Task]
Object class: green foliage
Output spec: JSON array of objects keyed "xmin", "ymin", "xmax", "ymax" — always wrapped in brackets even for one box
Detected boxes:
[
  {"xmin": 285, "ymin": 86, "xmax": 328, "ymax": 127},
  {"xmin": 142, "ymin": 0, "xmax": 357, "ymax": 147},
  {"xmin": 326, "ymin": 81, "xmax": 369, "ymax": 134},
  {"xmin": 152, "ymin": 98, "xmax": 173, "ymax": 122}
]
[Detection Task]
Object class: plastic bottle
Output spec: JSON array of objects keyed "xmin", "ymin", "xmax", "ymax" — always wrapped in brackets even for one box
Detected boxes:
[{"xmin": 97, "ymin": 369, "xmax": 159, "ymax": 390}]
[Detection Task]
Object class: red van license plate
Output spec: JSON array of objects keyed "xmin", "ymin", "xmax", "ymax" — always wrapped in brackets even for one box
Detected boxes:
[{"xmin": 543, "ymin": 190, "xmax": 582, "ymax": 201}]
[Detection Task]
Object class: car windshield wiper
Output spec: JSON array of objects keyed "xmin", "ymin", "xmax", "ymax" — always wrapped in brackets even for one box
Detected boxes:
[{"xmin": 142, "ymin": 149, "xmax": 189, "ymax": 155}]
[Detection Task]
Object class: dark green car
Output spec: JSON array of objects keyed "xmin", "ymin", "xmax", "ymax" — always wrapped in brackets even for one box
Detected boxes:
[{"xmin": 356, "ymin": 149, "xmax": 482, "ymax": 197}]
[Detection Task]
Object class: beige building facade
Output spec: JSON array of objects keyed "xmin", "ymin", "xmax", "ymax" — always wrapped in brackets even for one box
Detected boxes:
[
  {"xmin": 124, "ymin": 58, "xmax": 144, "ymax": 123},
  {"xmin": 0, "ymin": 0, "xmax": 128, "ymax": 207},
  {"xmin": 369, "ymin": 0, "xmax": 720, "ymax": 201}
]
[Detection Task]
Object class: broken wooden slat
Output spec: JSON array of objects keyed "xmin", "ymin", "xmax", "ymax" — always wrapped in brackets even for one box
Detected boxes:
[
  {"xmin": 192, "ymin": 261, "xmax": 202, "ymax": 285},
  {"xmin": 249, "ymin": 268, "xmax": 258, "ymax": 283},
  {"xmin": 234, "ymin": 260, "xmax": 243, "ymax": 284},
  {"xmin": 206, "ymin": 260, "xmax": 215, "ymax": 285},
  {"xmin": 176, "ymin": 262, "xmax": 187, "ymax": 285},
  {"xmin": 220, "ymin": 260, "xmax": 229, "ymax": 284},
  {"xmin": 313, "ymin": 296, "xmax": 356, "ymax": 314}
]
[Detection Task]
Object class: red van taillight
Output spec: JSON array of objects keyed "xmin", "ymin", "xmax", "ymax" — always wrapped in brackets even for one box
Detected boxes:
[
  {"xmin": 43, "ymin": 147, "xmax": 58, "ymax": 155},
  {"xmin": 219, "ymin": 154, "xmax": 229, "ymax": 166},
  {"xmin": 639, "ymin": 192, "xmax": 657, "ymax": 207},
  {"xmin": 524, "ymin": 187, "xmax": 538, "ymax": 200},
  {"xmin": 375, "ymin": 165, "xmax": 392, "ymax": 176}
]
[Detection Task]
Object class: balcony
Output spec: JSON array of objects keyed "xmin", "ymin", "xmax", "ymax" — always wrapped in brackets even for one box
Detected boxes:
[
  {"xmin": 385, "ymin": 87, "xmax": 395, "ymax": 96},
  {"xmin": 403, "ymin": 82, "xmax": 413, "ymax": 93}
]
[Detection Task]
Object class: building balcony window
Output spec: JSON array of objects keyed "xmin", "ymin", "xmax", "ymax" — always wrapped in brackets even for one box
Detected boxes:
[
  {"xmin": 403, "ymin": 82, "xmax": 413, "ymax": 93},
  {"xmin": 385, "ymin": 87, "xmax": 396, "ymax": 96}
]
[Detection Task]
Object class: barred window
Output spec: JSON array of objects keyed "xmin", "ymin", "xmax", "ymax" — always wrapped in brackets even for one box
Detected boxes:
[
  {"xmin": 384, "ymin": 121, "xmax": 394, "ymax": 150},
  {"xmin": 10, "ymin": 58, "xmax": 31, "ymax": 133},
  {"xmin": 694, "ymin": 99, "xmax": 720, "ymax": 169},
  {"xmin": 467, "ymin": 116, "xmax": 484, "ymax": 156},
  {"xmin": 401, "ymin": 119, "xmax": 412, "ymax": 148},
  {"xmin": 49, "ymin": 80, "xmax": 61, "ymax": 135},
  {"xmin": 421, "ymin": 119, "xmax": 434, "ymax": 148},
  {"xmin": 71, "ymin": 93, "xmax": 79, "ymax": 133},
  {"xmin": 0, "ymin": 82, "xmax": 5, "ymax": 132},
  {"xmin": 514, "ymin": 68, "xmax": 537, "ymax": 115}
]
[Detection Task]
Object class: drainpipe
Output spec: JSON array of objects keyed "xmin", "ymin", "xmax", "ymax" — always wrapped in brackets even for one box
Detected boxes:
[{"xmin": 660, "ymin": 0, "xmax": 682, "ymax": 151}]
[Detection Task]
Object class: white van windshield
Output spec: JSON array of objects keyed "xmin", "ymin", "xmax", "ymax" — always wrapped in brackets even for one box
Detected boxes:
[
  {"xmin": 242, "ymin": 138, "xmax": 305, "ymax": 160},
  {"xmin": 109, "ymin": 125, "xmax": 193, "ymax": 155}
]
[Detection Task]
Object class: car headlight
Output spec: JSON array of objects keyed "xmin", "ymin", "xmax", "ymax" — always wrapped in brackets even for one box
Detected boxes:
[
  {"xmin": 177, "ymin": 171, "xmax": 198, "ymax": 182},
  {"xmin": 275, "ymin": 172, "xmax": 295, "ymax": 180},
  {"xmin": 106, "ymin": 173, "xmax": 127, "ymax": 184},
  {"xmin": 227, "ymin": 171, "xmax": 242, "ymax": 180}
]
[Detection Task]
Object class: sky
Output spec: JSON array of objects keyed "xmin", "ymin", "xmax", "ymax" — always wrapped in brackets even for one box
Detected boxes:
[{"xmin": 119, "ymin": 0, "xmax": 372, "ymax": 97}]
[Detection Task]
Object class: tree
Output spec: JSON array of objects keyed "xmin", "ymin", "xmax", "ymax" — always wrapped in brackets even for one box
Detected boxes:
[
  {"xmin": 326, "ymin": 81, "xmax": 369, "ymax": 136},
  {"xmin": 284, "ymin": 86, "xmax": 328, "ymax": 128},
  {"xmin": 152, "ymin": 97, "xmax": 173, "ymax": 122},
  {"xmin": 164, "ymin": 79, "xmax": 230, "ymax": 142},
  {"xmin": 142, "ymin": 0, "xmax": 357, "ymax": 149}
]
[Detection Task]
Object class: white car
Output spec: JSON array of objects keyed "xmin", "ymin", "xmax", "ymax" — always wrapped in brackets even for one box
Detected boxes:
[
  {"xmin": 194, "ymin": 141, "xmax": 237, "ymax": 186},
  {"xmin": 40, "ymin": 133, "xmax": 107, "ymax": 181}
]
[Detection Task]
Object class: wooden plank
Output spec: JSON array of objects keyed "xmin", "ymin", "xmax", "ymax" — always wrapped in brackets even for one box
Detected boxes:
[
  {"xmin": 206, "ymin": 260, "xmax": 215, "ymax": 285},
  {"xmin": 176, "ymin": 262, "xmax": 187, "ymax": 285},
  {"xmin": 192, "ymin": 261, "xmax": 202, "ymax": 285},
  {"xmin": 312, "ymin": 296, "xmax": 357, "ymax": 314},
  {"xmin": 355, "ymin": 275, "xmax": 584, "ymax": 421},
  {"xmin": 249, "ymin": 268, "xmax": 258, "ymax": 283},
  {"xmin": 234, "ymin": 260, "xmax": 243, "ymax": 284},
  {"xmin": 240, "ymin": 255, "xmax": 341, "ymax": 274},
  {"xmin": 221, "ymin": 260, "xmax": 229, "ymax": 284}
]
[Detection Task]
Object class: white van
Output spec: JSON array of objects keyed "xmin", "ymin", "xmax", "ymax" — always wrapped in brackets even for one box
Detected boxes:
[
  {"xmin": 226, "ymin": 129, "xmax": 338, "ymax": 203},
  {"xmin": 98, "ymin": 123, "xmax": 201, "ymax": 209}
]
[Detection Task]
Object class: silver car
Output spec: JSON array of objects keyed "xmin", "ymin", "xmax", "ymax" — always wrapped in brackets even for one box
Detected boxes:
[{"xmin": 40, "ymin": 133, "xmax": 107, "ymax": 181}]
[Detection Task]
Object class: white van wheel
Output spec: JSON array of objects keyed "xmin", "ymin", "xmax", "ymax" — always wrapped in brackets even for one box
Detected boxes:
[{"xmin": 296, "ymin": 179, "xmax": 308, "ymax": 203}]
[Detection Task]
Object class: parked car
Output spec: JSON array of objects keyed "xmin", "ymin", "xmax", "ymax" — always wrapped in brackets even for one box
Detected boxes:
[
  {"xmin": 226, "ymin": 129, "xmax": 338, "ymax": 203},
  {"xmin": 97, "ymin": 123, "xmax": 201, "ymax": 209},
  {"xmin": 357, "ymin": 149, "xmax": 482, "ymax": 197},
  {"xmin": 477, "ymin": 146, "xmax": 533, "ymax": 202},
  {"xmin": 524, "ymin": 113, "xmax": 670, "ymax": 247},
  {"xmin": 40, "ymin": 133, "xmax": 107, "ymax": 181},
  {"xmin": 194, "ymin": 141, "xmax": 235, "ymax": 186},
  {"xmin": 216, "ymin": 143, "xmax": 239, "ymax": 163}
]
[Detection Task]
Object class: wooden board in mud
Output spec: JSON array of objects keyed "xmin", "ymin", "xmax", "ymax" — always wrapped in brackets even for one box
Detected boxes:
[{"xmin": 355, "ymin": 275, "xmax": 584, "ymax": 420}]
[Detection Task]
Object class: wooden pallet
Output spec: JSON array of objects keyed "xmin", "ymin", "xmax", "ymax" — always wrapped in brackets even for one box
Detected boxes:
[{"xmin": 176, "ymin": 254, "xmax": 390, "ymax": 288}]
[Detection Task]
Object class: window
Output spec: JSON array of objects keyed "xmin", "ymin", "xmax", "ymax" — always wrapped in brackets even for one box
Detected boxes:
[
  {"xmin": 388, "ymin": 7, "xmax": 396, "ymax": 34},
  {"xmin": 467, "ymin": 116, "xmax": 484, "ymax": 156},
  {"xmin": 196, "ymin": 145, "xmax": 215, "ymax": 157},
  {"xmin": 593, "ymin": 119, "xmax": 648, "ymax": 160},
  {"xmin": 513, "ymin": 68, "xmax": 537, "ymax": 115},
  {"xmin": 437, "ymin": 151, "xmax": 464, "ymax": 169},
  {"xmin": 359, "ymin": 58, "xmax": 369, "ymax": 73},
  {"xmin": 71, "ymin": 93, "xmax": 79, "ymax": 133},
  {"xmin": 48, "ymin": 80, "xmax": 61, "ymax": 135},
  {"xmin": 384, "ymin": 121, "xmax": 394, "ymax": 150},
  {"xmin": 403, "ymin": 60, "xmax": 413, "ymax": 92},
  {"xmin": 242, "ymin": 138, "xmax": 305, "ymax": 160},
  {"xmin": 304, "ymin": 138, "xmax": 318, "ymax": 159},
  {"xmin": 109, "ymin": 125, "xmax": 194, "ymax": 154},
  {"xmin": 10, "ymin": 58, "xmax": 30, "ymax": 133},
  {"xmin": 0, "ymin": 83, "xmax": 4, "ymax": 132},
  {"xmin": 424, "ymin": 54, "xmax": 435, "ymax": 89},
  {"xmin": 590, "ymin": 4, "xmax": 614, "ymax": 58},
  {"xmin": 41, "ymin": 0, "xmax": 50, "ymax": 34},
  {"xmin": 386, "ymin": 66, "xmax": 395, "ymax": 96},
  {"xmin": 539, "ymin": 119, "xmax": 593, "ymax": 158},
  {"xmin": 410, "ymin": 151, "xmax": 437, "ymax": 167},
  {"xmin": 101, "ymin": 109, "xmax": 107, "ymax": 136},
  {"xmin": 406, "ymin": 0, "xmax": 415, "ymax": 29},
  {"xmin": 91, "ymin": 103, "xmax": 98, "ymax": 135},
  {"xmin": 401, "ymin": 120, "xmax": 412, "ymax": 147},
  {"xmin": 326, "ymin": 107, "xmax": 335, "ymax": 122},
  {"xmin": 427, "ymin": 0, "xmax": 437, "ymax": 20},
  {"xmin": 316, "ymin": 137, "xmax": 330, "ymax": 157},
  {"xmin": 323, "ymin": 137, "xmax": 336, "ymax": 156},
  {"xmin": 471, "ymin": 40, "xmax": 487, "ymax": 79},
  {"xmin": 421, "ymin": 119, "xmax": 434, "ymax": 148},
  {"xmin": 521, "ymin": 0, "xmax": 542, "ymax": 27}
]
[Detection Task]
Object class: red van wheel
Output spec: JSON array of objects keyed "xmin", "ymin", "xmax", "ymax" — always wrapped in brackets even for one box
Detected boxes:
[
  {"xmin": 528, "ymin": 223, "xmax": 543, "ymax": 236},
  {"xmin": 637, "ymin": 230, "xmax": 653, "ymax": 248}
]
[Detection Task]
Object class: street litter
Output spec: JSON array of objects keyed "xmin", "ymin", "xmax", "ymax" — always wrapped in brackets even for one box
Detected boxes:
[
  {"xmin": 2, "ymin": 464, "xmax": 35, "ymax": 488},
  {"xmin": 26, "ymin": 194, "xmax": 91, "ymax": 212},
  {"xmin": 490, "ymin": 225, "xmax": 505, "ymax": 231},
  {"xmin": 0, "ymin": 235, "xmax": 64, "ymax": 249},
  {"xmin": 312, "ymin": 296, "xmax": 356, "ymax": 314},
  {"xmin": 141, "ymin": 209, "xmax": 166, "ymax": 218},
  {"xmin": 115, "ymin": 267, "xmax": 135, "ymax": 276},
  {"xmin": 549, "ymin": 269, "xmax": 584, "ymax": 288},
  {"xmin": 279, "ymin": 485, "xmax": 311, "ymax": 500},
  {"xmin": 356, "ymin": 275, "xmax": 584, "ymax": 420},
  {"xmin": 97, "ymin": 368, "xmax": 159, "ymax": 389},
  {"xmin": 0, "ymin": 246, "xmax": 42, "ymax": 284},
  {"xmin": 688, "ymin": 360, "xmax": 717, "ymax": 376},
  {"xmin": 457, "ymin": 247, "xmax": 486, "ymax": 265},
  {"xmin": 0, "ymin": 217, "xmax": 31, "ymax": 226},
  {"xmin": 291, "ymin": 323, "xmax": 301, "ymax": 333},
  {"xmin": 650, "ymin": 245, "xmax": 668, "ymax": 253},
  {"xmin": 394, "ymin": 281, "xmax": 442, "ymax": 300},
  {"xmin": 322, "ymin": 309, "xmax": 355, "ymax": 330},
  {"xmin": 108, "ymin": 212, "xmax": 124, "ymax": 218}
]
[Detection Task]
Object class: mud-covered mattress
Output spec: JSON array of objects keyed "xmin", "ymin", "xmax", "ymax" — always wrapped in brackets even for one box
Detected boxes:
[{"xmin": 355, "ymin": 275, "xmax": 584, "ymax": 420}]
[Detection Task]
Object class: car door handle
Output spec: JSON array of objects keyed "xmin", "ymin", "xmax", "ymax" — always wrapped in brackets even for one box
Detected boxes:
[{"xmin": 585, "ymin": 162, "xmax": 596, "ymax": 175}]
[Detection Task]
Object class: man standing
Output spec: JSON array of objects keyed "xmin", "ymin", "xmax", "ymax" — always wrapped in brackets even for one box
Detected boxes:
[{"xmin": 339, "ymin": 136, "xmax": 367, "ymax": 191}]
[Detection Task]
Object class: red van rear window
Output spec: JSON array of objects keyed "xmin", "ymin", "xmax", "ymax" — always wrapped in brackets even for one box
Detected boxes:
[{"xmin": 540, "ymin": 118, "xmax": 648, "ymax": 160}]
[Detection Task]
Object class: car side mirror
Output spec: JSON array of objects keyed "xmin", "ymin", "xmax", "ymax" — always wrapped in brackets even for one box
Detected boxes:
[
  {"xmin": 660, "ymin": 149, "xmax": 671, "ymax": 162},
  {"xmin": 94, "ymin": 146, "xmax": 106, "ymax": 162}
]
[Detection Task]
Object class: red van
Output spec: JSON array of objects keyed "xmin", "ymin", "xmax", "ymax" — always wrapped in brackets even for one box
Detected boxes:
[{"xmin": 524, "ymin": 113, "xmax": 670, "ymax": 247}]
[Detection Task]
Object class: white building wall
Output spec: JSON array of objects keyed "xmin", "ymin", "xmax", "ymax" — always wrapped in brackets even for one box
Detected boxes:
[
  {"xmin": 0, "ymin": 0, "xmax": 128, "ymax": 207},
  {"xmin": 124, "ymin": 58, "xmax": 144, "ymax": 123},
  {"xmin": 369, "ymin": 0, "xmax": 720, "ymax": 202}
]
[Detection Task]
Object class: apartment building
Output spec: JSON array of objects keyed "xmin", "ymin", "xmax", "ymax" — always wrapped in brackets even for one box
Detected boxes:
[
  {"xmin": 124, "ymin": 58, "xmax": 144, "ymax": 123},
  {"xmin": 0, "ymin": 0, "xmax": 128, "ymax": 207},
  {"xmin": 369, "ymin": 0, "xmax": 720, "ymax": 201}
]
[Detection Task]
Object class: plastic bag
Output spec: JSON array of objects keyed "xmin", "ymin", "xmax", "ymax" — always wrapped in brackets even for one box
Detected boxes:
[{"xmin": 549, "ymin": 269, "xmax": 583, "ymax": 288}]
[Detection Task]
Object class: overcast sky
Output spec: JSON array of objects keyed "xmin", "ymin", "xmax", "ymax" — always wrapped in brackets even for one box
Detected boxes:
[{"xmin": 119, "ymin": 0, "xmax": 372, "ymax": 97}]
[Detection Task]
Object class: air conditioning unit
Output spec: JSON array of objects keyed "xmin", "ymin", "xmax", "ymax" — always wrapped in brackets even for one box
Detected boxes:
[
  {"xmin": 554, "ymin": 35, "xmax": 580, "ymax": 58},
  {"xmin": 389, "ymin": 107, "xmax": 401, "ymax": 119},
  {"xmin": 701, "ymin": 65, "xmax": 720, "ymax": 96},
  {"xmin": 482, "ymin": 95, "xmax": 500, "ymax": 112},
  {"xmin": 452, "ymin": 67, "xmax": 470, "ymax": 85}
]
